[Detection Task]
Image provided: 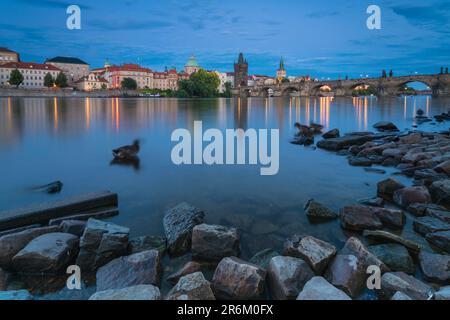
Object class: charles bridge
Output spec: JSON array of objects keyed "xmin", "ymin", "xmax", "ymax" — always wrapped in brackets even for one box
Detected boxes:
[{"xmin": 232, "ymin": 74, "xmax": 450, "ymax": 97}]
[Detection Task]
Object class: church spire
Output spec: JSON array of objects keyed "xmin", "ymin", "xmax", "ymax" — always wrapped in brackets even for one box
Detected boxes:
[{"xmin": 279, "ymin": 57, "xmax": 285, "ymax": 71}]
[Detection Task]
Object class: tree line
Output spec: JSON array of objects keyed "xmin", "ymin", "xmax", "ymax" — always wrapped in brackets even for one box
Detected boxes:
[{"xmin": 8, "ymin": 69, "xmax": 68, "ymax": 88}]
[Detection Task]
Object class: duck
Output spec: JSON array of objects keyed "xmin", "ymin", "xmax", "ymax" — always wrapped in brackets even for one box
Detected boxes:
[{"xmin": 112, "ymin": 139, "xmax": 140, "ymax": 160}]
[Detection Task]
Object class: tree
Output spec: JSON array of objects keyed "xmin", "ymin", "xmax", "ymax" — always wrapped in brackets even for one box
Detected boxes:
[
  {"xmin": 55, "ymin": 72, "xmax": 68, "ymax": 88},
  {"xmin": 9, "ymin": 69, "xmax": 24, "ymax": 88},
  {"xmin": 382, "ymin": 70, "xmax": 387, "ymax": 78},
  {"xmin": 178, "ymin": 69, "xmax": 220, "ymax": 98},
  {"xmin": 121, "ymin": 77, "xmax": 137, "ymax": 90},
  {"xmin": 101, "ymin": 83, "xmax": 107, "ymax": 90},
  {"xmin": 222, "ymin": 81, "xmax": 232, "ymax": 97},
  {"xmin": 44, "ymin": 73, "xmax": 54, "ymax": 88}
]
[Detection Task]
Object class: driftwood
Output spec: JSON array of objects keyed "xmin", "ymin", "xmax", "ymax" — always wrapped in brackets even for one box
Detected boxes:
[{"xmin": 48, "ymin": 208, "xmax": 119, "ymax": 226}]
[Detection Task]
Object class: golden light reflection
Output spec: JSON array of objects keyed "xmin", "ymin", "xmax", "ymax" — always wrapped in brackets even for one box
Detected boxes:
[
  {"xmin": 319, "ymin": 97, "xmax": 331, "ymax": 129},
  {"xmin": 426, "ymin": 96, "xmax": 430, "ymax": 116},
  {"xmin": 305, "ymin": 98, "xmax": 310, "ymax": 124},
  {"xmin": 403, "ymin": 96, "xmax": 407, "ymax": 118},
  {"xmin": 85, "ymin": 97, "xmax": 91, "ymax": 129},
  {"xmin": 53, "ymin": 97, "xmax": 58, "ymax": 131},
  {"xmin": 115, "ymin": 97, "xmax": 120, "ymax": 131}
]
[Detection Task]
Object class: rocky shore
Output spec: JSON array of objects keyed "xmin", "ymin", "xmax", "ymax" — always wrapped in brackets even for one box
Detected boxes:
[{"xmin": 1, "ymin": 121, "xmax": 450, "ymax": 300}]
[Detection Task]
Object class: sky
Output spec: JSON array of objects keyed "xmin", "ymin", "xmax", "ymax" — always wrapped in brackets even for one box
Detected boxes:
[{"xmin": 1, "ymin": 0, "xmax": 449, "ymax": 79}]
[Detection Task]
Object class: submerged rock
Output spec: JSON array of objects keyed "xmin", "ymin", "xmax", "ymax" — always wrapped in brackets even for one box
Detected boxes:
[
  {"xmin": 425, "ymin": 230, "xmax": 450, "ymax": 253},
  {"xmin": 166, "ymin": 261, "xmax": 202, "ymax": 285},
  {"xmin": 429, "ymin": 180, "xmax": 450, "ymax": 206},
  {"xmin": 340, "ymin": 205, "xmax": 383, "ymax": 231},
  {"xmin": 426, "ymin": 208, "xmax": 450, "ymax": 224},
  {"xmin": 296, "ymin": 277, "xmax": 351, "ymax": 300},
  {"xmin": 363, "ymin": 230, "xmax": 421, "ymax": 253},
  {"xmin": 377, "ymin": 178, "xmax": 405, "ymax": 200},
  {"xmin": 89, "ymin": 285, "xmax": 161, "ymax": 300},
  {"xmin": 393, "ymin": 186, "xmax": 431, "ymax": 208},
  {"xmin": 419, "ymin": 251, "xmax": 450, "ymax": 284},
  {"xmin": 322, "ymin": 128, "xmax": 340, "ymax": 139},
  {"xmin": 128, "ymin": 235, "xmax": 166, "ymax": 255},
  {"xmin": 192, "ymin": 224, "xmax": 240, "ymax": 261},
  {"xmin": 391, "ymin": 291, "xmax": 412, "ymax": 300},
  {"xmin": 304, "ymin": 199, "xmax": 338, "ymax": 220},
  {"xmin": 380, "ymin": 272, "xmax": 434, "ymax": 300},
  {"xmin": 167, "ymin": 272, "xmax": 215, "ymax": 300},
  {"xmin": 373, "ymin": 121, "xmax": 398, "ymax": 132},
  {"xmin": 434, "ymin": 286, "xmax": 450, "ymax": 300},
  {"xmin": 317, "ymin": 134, "xmax": 376, "ymax": 151},
  {"xmin": 249, "ymin": 249, "xmax": 280, "ymax": 270},
  {"xmin": 413, "ymin": 216, "xmax": 450, "ymax": 236},
  {"xmin": 368, "ymin": 244, "xmax": 415, "ymax": 274}
]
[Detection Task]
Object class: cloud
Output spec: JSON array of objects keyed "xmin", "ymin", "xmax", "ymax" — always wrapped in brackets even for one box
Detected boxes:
[
  {"xmin": 16, "ymin": 0, "xmax": 91, "ymax": 9},
  {"xmin": 88, "ymin": 19, "xmax": 173, "ymax": 31}
]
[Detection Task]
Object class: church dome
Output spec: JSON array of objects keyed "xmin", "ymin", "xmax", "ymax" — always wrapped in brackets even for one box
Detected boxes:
[{"xmin": 185, "ymin": 55, "xmax": 199, "ymax": 67}]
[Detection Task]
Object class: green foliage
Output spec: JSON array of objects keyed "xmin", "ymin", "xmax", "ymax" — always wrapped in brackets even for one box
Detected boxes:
[
  {"xmin": 178, "ymin": 69, "xmax": 220, "ymax": 98},
  {"xmin": 140, "ymin": 88, "xmax": 176, "ymax": 97},
  {"xmin": 44, "ymin": 73, "xmax": 54, "ymax": 88},
  {"xmin": 352, "ymin": 86, "xmax": 377, "ymax": 96},
  {"xmin": 221, "ymin": 81, "xmax": 233, "ymax": 98},
  {"xmin": 121, "ymin": 77, "xmax": 137, "ymax": 90},
  {"xmin": 9, "ymin": 69, "xmax": 24, "ymax": 87},
  {"xmin": 281, "ymin": 77, "xmax": 290, "ymax": 83},
  {"xmin": 55, "ymin": 72, "xmax": 68, "ymax": 88},
  {"xmin": 101, "ymin": 83, "xmax": 107, "ymax": 90}
]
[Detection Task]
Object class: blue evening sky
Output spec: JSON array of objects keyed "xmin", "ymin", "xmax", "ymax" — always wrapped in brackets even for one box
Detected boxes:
[{"xmin": 1, "ymin": 0, "xmax": 449, "ymax": 79}]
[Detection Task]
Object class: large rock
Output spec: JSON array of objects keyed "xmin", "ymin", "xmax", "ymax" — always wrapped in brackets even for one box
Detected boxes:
[
  {"xmin": 325, "ymin": 254, "xmax": 365, "ymax": 298},
  {"xmin": 128, "ymin": 235, "xmax": 166, "ymax": 255},
  {"xmin": 96, "ymin": 250, "xmax": 162, "ymax": 292},
  {"xmin": 373, "ymin": 121, "xmax": 398, "ymax": 132},
  {"xmin": 296, "ymin": 276, "xmax": 351, "ymax": 300},
  {"xmin": 368, "ymin": 244, "xmax": 415, "ymax": 274},
  {"xmin": 425, "ymin": 230, "xmax": 450, "ymax": 253},
  {"xmin": 304, "ymin": 199, "xmax": 337, "ymax": 220},
  {"xmin": 212, "ymin": 257, "xmax": 266, "ymax": 299},
  {"xmin": 0, "ymin": 225, "xmax": 60, "ymax": 268},
  {"xmin": 0, "ymin": 290, "xmax": 33, "ymax": 300},
  {"xmin": 167, "ymin": 272, "xmax": 215, "ymax": 300},
  {"xmin": 249, "ymin": 249, "xmax": 280, "ymax": 270},
  {"xmin": 377, "ymin": 178, "xmax": 405, "ymax": 200},
  {"xmin": 391, "ymin": 291, "xmax": 412, "ymax": 300},
  {"xmin": 372, "ymin": 207, "xmax": 405, "ymax": 229},
  {"xmin": 341, "ymin": 237, "xmax": 388, "ymax": 272},
  {"xmin": 413, "ymin": 217, "xmax": 450, "ymax": 236},
  {"xmin": 59, "ymin": 220, "xmax": 87, "ymax": 237},
  {"xmin": 322, "ymin": 129, "xmax": 340, "ymax": 139},
  {"xmin": 267, "ymin": 256, "xmax": 314, "ymax": 300},
  {"xmin": 166, "ymin": 261, "xmax": 202, "ymax": 285},
  {"xmin": 393, "ymin": 186, "xmax": 431, "ymax": 208},
  {"xmin": 12, "ymin": 232, "xmax": 78, "ymax": 273},
  {"xmin": 407, "ymin": 203, "xmax": 446, "ymax": 217},
  {"xmin": 192, "ymin": 224, "xmax": 240, "ymax": 261},
  {"xmin": 317, "ymin": 134, "xmax": 376, "ymax": 151},
  {"xmin": 380, "ymin": 272, "xmax": 434, "ymax": 300},
  {"xmin": 0, "ymin": 267, "xmax": 9, "ymax": 290},
  {"xmin": 426, "ymin": 208, "xmax": 450, "ymax": 223},
  {"xmin": 348, "ymin": 156, "xmax": 372, "ymax": 167},
  {"xmin": 435, "ymin": 286, "xmax": 450, "ymax": 300},
  {"xmin": 163, "ymin": 202, "xmax": 205, "ymax": 256},
  {"xmin": 89, "ymin": 285, "xmax": 161, "ymax": 300},
  {"xmin": 419, "ymin": 251, "xmax": 450, "ymax": 284},
  {"xmin": 340, "ymin": 205, "xmax": 383, "ymax": 231},
  {"xmin": 283, "ymin": 235, "xmax": 336, "ymax": 274},
  {"xmin": 76, "ymin": 219, "xmax": 129, "ymax": 271},
  {"xmin": 434, "ymin": 160, "xmax": 450, "ymax": 175},
  {"xmin": 430, "ymin": 180, "xmax": 450, "ymax": 205}
]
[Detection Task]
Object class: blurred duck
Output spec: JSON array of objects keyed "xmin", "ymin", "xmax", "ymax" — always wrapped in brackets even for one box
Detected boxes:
[{"xmin": 112, "ymin": 139, "xmax": 140, "ymax": 160}]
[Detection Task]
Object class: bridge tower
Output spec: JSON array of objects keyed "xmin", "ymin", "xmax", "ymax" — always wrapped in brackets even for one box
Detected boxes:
[
  {"xmin": 276, "ymin": 57, "xmax": 286, "ymax": 82},
  {"xmin": 234, "ymin": 53, "xmax": 248, "ymax": 88}
]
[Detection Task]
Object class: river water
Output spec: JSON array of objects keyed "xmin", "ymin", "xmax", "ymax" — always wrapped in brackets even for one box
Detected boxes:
[{"xmin": 0, "ymin": 96, "xmax": 449, "ymax": 299}]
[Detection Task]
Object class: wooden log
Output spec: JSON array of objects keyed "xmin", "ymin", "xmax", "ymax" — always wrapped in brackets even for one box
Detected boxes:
[
  {"xmin": 0, "ymin": 191, "xmax": 118, "ymax": 231},
  {"xmin": 48, "ymin": 208, "xmax": 119, "ymax": 226}
]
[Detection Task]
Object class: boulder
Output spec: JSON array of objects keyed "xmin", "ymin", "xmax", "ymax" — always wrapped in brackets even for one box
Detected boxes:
[
  {"xmin": 59, "ymin": 220, "xmax": 86, "ymax": 237},
  {"xmin": 419, "ymin": 251, "xmax": 450, "ymax": 284},
  {"xmin": 249, "ymin": 249, "xmax": 280, "ymax": 270},
  {"xmin": 304, "ymin": 199, "xmax": 338, "ymax": 220},
  {"xmin": 192, "ymin": 224, "xmax": 240, "ymax": 261},
  {"xmin": 393, "ymin": 186, "xmax": 431, "ymax": 208},
  {"xmin": 322, "ymin": 129, "xmax": 340, "ymax": 139},
  {"xmin": 363, "ymin": 230, "xmax": 421, "ymax": 253},
  {"xmin": 358, "ymin": 197, "xmax": 384, "ymax": 207},
  {"xmin": 167, "ymin": 272, "xmax": 215, "ymax": 300},
  {"xmin": 391, "ymin": 291, "xmax": 412, "ymax": 300},
  {"xmin": 163, "ymin": 202, "xmax": 205, "ymax": 256},
  {"xmin": 76, "ymin": 219, "xmax": 129, "ymax": 271},
  {"xmin": 430, "ymin": 180, "xmax": 450, "ymax": 206},
  {"xmin": 212, "ymin": 257, "xmax": 266, "ymax": 299},
  {"xmin": 317, "ymin": 134, "xmax": 375, "ymax": 151},
  {"xmin": 426, "ymin": 208, "xmax": 450, "ymax": 223},
  {"xmin": 413, "ymin": 217, "xmax": 450, "ymax": 236},
  {"xmin": 0, "ymin": 267, "xmax": 9, "ymax": 290},
  {"xmin": 325, "ymin": 254, "xmax": 365, "ymax": 298},
  {"xmin": 267, "ymin": 256, "xmax": 314, "ymax": 300},
  {"xmin": 425, "ymin": 230, "xmax": 450, "ymax": 253},
  {"xmin": 382, "ymin": 148, "xmax": 404, "ymax": 158},
  {"xmin": 128, "ymin": 235, "xmax": 166, "ymax": 255},
  {"xmin": 340, "ymin": 205, "xmax": 383, "ymax": 231},
  {"xmin": 348, "ymin": 156, "xmax": 372, "ymax": 167},
  {"xmin": 0, "ymin": 225, "xmax": 60, "ymax": 268},
  {"xmin": 373, "ymin": 121, "xmax": 398, "ymax": 132},
  {"xmin": 434, "ymin": 286, "xmax": 450, "ymax": 300},
  {"xmin": 341, "ymin": 237, "xmax": 388, "ymax": 272},
  {"xmin": 407, "ymin": 203, "xmax": 446, "ymax": 217},
  {"xmin": 380, "ymin": 272, "xmax": 434, "ymax": 300},
  {"xmin": 166, "ymin": 261, "xmax": 202, "ymax": 285},
  {"xmin": 96, "ymin": 250, "xmax": 162, "ymax": 292},
  {"xmin": 0, "ymin": 290, "xmax": 33, "ymax": 300},
  {"xmin": 296, "ymin": 276, "xmax": 351, "ymax": 300},
  {"xmin": 372, "ymin": 207, "xmax": 405, "ymax": 229},
  {"xmin": 399, "ymin": 132, "xmax": 422, "ymax": 144},
  {"xmin": 12, "ymin": 232, "xmax": 79, "ymax": 273},
  {"xmin": 434, "ymin": 160, "xmax": 450, "ymax": 175},
  {"xmin": 283, "ymin": 235, "xmax": 336, "ymax": 274},
  {"xmin": 377, "ymin": 178, "xmax": 405, "ymax": 200},
  {"xmin": 368, "ymin": 244, "xmax": 415, "ymax": 274},
  {"xmin": 89, "ymin": 285, "xmax": 161, "ymax": 300}
]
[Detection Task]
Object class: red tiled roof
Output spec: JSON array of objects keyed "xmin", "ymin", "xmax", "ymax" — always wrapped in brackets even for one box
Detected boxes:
[
  {"xmin": 1, "ymin": 61, "xmax": 61, "ymax": 71},
  {"xmin": 107, "ymin": 63, "xmax": 152, "ymax": 73}
]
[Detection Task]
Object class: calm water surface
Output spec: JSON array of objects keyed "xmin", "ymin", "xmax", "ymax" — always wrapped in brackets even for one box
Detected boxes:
[{"xmin": 0, "ymin": 96, "xmax": 449, "ymax": 298}]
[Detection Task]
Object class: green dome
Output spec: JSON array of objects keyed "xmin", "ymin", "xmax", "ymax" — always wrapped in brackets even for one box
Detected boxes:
[{"xmin": 185, "ymin": 55, "xmax": 199, "ymax": 67}]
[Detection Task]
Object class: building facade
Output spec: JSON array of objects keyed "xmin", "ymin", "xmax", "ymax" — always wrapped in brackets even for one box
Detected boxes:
[
  {"xmin": 184, "ymin": 55, "xmax": 201, "ymax": 75},
  {"xmin": 234, "ymin": 53, "xmax": 248, "ymax": 88},
  {"xmin": 45, "ymin": 56, "xmax": 89, "ymax": 86},
  {"xmin": 0, "ymin": 62, "xmax": 61, "ymax": 88},
  {"xmin": 75, "ymin": 72, "xmax": 109, "ymax": 91},
  {"xmin": 0, "ymin": 48, "xmax": 19, "ymax": 64}
]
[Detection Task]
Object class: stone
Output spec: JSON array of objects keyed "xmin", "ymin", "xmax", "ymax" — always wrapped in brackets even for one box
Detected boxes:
[
  {"xmin": 0, "ymin": 225, "xmax": 60, "ymax": 268},
  {"xmin": 59, "ymin": 220, "xmax": 86, "ymax": 237},
  {"xmin": 391, "ymin": 291, "xmax": 412, "ymax": 300},
  {"xmin": 399, "ymin": 132, "xmax": 422, "ymax": 144},
  {"xmin": 304, "ymin": 199, "xmax": 338, "ymax": 220},
  {"xmin": 434, "ymin": 286, "xmax": 450, "ymax": 300},
  {"xmin": 413, "ymin": 217, "xmax": 450, "ymax": 236},
  {"xmin": 192, "ymin": 224, "xmax": 240, "ymax": 261},
  {"xmin": 349, "ymin": 156, "xmax": 372, "ymax": 167},
  {"xmin": 249, "ymin": 249, "xmax": 280, "ymax": 270},
  {"xmin": 368, "ymin": 244, "xmax": 415, "ymax": 274},
  {"xmin": 407, "ymin": 203, "xmax": 446, "ymax": 217},
  {"xmin": 419, "ymin": 251, "xmax": 450, "ymax": 284},
  {"xmin": 0, "ymin": 267, "xmax": 9, "ymax": 290},
  {"xmin": 163, "ymin": 202, "xmax": 205, "ymax": 256},
  {"xmin": 430, "ymin": 180, "xmax": 450, "ymax": 205},
  {"xmin": 283, "ymin": 235, "xmax": 336, "ymax": 274},
  {"xmin": 89, "ymin": 285, "xmax": 161, "ymax": 300},
  {"xmin": 340, "ymin": 205, "xmax": 383, "ymax": 231},
  {"xmin": 0, "ymin": 290, "xmax": 33, "ymax": 300},
  {"xmin": 322, "ymin": 128, "xmax": 340, "ymax": 139},
  {"xmin": 166, "ymin": 261, "xmax": 202, "ymax": 285},
  {"xmin": 296, "ymin": 277, "xmax": 351, "ymax": 300},
  {"xmin": 425, "ymin": 230, "xmax": 450, "ymax": 253},
  {"xmin": 212, "ymin": 257, "xmax": 266, "ymax": 299},
  {"xmin": 382, "ymin": 148, "xmax": 404, "ymax": 158},
  {"xmin": 12, "ymin": 232, "xmax": 79, "ymax": 273},
  {"xmin": 341, "ymin": 237, "xmax": 388, "ymax": 272},
  {"xmin": 128, "ymin": 235, "xmax": 166, "ymax": 255},
  {"xmin": 380, "ymin": 272, "xmax": 434, "ymax": 300},
  {"xmin": 363, "ymin": 230, "xmax": 421, "ymax": 253},
  {"xmin": 393, "ymin": 186, "xmax": 431, "ymax": 208},
  {"xmin": 377, "ymin": 178, "xmax": 405, "ymax": 200},
  {"xmin": 167, "ymin": 272, "xmax": 215, "ymax": 300},
  {"xmin": 358, "ymin": 197, "xmax": 384, "ymax": 207},
  {"xmin": 372, "ymin": 207, "xmax": 405, "ymax": 229},
  {"xmin": 434, "ymin": 160, "xmax": 450, "ymax": 175},
  {"xmin": 427, "ymin": 208, "xmax": 450, "ymax": 224},
  {"xmin": 96, "ymin": 250, "xmax": 162, "ymax": 292},
  {"xmin": 267, "ymin": 256, "xmax": 314, "ymax": 300},
  {"xmin": 317, "ymin": 134, "xmax": 376, "ymax": 151},
  {"xmin": 325, "ymin": 254, "xmax": 365, "ymax": 298},
  {"xmin": 373, "ymin": 121, "xmax": 398, "ymax": 132},
  {"xmin": 76, "ymin": 218, "xmax": 129, "ymax": 271}
]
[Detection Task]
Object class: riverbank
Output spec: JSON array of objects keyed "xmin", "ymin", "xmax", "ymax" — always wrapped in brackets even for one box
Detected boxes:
[{"xmin": 0, "ymin": 88, "xmax": 144, "ymax": 98}]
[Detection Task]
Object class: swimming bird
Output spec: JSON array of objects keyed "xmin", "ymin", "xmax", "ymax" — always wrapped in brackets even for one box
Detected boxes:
[{"xmin": 112, "ymin": 139, "xmax": 140, "ymax": 160}]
